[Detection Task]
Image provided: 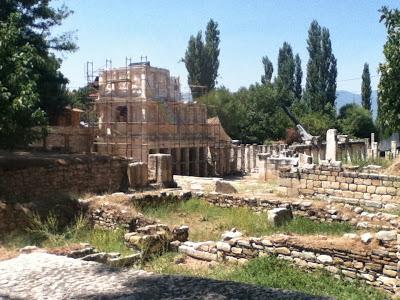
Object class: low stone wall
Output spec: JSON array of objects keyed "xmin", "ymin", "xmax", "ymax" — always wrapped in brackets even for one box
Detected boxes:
[
  {"xmin": 31, "ymin": 126, "xmax": 96, "ymax": 153},
  {"xmin": 206, "ymin": 193, "xmax": 400, "ymax": 231},
  {"xmin": 179, "ymin": 232, "xmax": 399, "ymax": 294},
  {"xmin": 279, "ymin": 165, "xmax": 400, "ymax": 210},
  {"xmin": 0, "ymin": 153, "xmax": 129, "ymax": 202}
]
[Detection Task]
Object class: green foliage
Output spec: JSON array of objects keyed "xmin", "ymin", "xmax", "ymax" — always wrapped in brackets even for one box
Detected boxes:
[
  {"xmin": 294, "ymin": 54, "xmax": 303, "ymax": 100},
  {"xmin": 361, "ymin": 63, "xmax": 372, "ymax": 111},
  {"xmin": 337, "ymin": 104, "xmax": 375, "ymax": 138},
  {"xmin": 0, "ymin": 0, "xmax": 76, "ymax": 148},
  {"xmin": 147, "ymin": 254, "xmax": 387, "ymax": 300},
  {"xmin": 301, "ymin": 110, "xmax": 336, "ymax": 138},
  {"xmin": 261, "ymin": 56, "xmax": 273, "ymax": 84},
  {"xmin": 0, "ymin": 13, "xmax": 47, "ymax": 148},
  {"xmin": 275, "ymin": 42, "xmax": 295, "ymax": 107},
  {"xmin": 4, "ymin": 212, "xmax": 132, "ymax": 256},
  {"xmin": 377, "ymin": 6, "xmax": 400, "ymax": 135},
  {"xmin": 222, "ymin": 257, "xmax": 387, "ymax": 300},
  {"xmin": 304, "ymin": 20, "xmax": 337, "ymax": 112},
  {"xmin": 199, "ymin": 84, "xmax": 291, "ymax": 143},
  {"xmin": 183, "ymin": 19, "xmax": 220, "ymax": 97},
  {"xmin": 141, "ymin": 198, "xmax": 353, "ymax": 241}
]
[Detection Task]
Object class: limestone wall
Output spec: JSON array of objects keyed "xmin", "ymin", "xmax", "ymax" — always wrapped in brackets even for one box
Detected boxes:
[
  {"xmin": 279, "ymin": 165, "xmax": 400, "ymax": 210},
  {"xmin": 0, "ymin": 154, "xmax": 128, "ymax": 202},
  {"xmin": 179, "ymin": 232, "xmax": 399, "ymax": 294},
  {"xmin": 31, "ymin": 126, "xmax": 96, "ymax": 153},
  {"xmin": 206, "ymin": 193, "xmax": 399, "ymax": 231}
]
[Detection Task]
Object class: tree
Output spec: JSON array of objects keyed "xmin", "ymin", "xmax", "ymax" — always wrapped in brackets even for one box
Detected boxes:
[
  {"xmin": 337, "ymin": 104, "xmax": 375, "ymax": 138},
  {"xmin": 0, "ymin": 1, "xmax": 77, "ymax": 120},
  {"xmin": 204, "ymin": 19, "xmax": 220, "ymax": 90},
  {"xmin": 261, "ymin": 56, "xmax": 273, "ymax": 84},
  {"xmin": 276, "ymin": 42, "xmax": 295, "ymax": 107},
  {"xmin": 304, "ymin": 20, "xmax": 337, "ymax": 112},
  {"xmin": 183, "ymin": 19, "xmax": 220, "ymax": 97},
  {"xmin": 0, "ymin": 13, "xmax": 47, "ymax": 148},
  {"xmin": 276, "ymin": 42, "xmax": 295, "ymax": 92},
  {"xmin": 294, "ymin": 54, "xmax": 303, "ymax": 99},
  {"xmin": 183, "ymin": 32, "xmax": 205, "ymax": 98},
  {"xmin": 361, "ymin": 63, "xmax": 372, "ymax": 111},
  {"xmin": 377, "ymin": 6, "xmax": 400, "ymax": 135}
]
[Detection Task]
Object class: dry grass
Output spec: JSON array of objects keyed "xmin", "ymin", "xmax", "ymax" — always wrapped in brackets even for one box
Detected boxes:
[{"xmin": 0, "ymin": 246, "xmax": 18, "ymax": 261}]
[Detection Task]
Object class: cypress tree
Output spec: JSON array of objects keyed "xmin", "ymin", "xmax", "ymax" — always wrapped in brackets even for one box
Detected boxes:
[
  {"xmin": 294, "ymin": 54, "xmax": 303, "ymax": 99},
  {"xmin": 361, "ymin": 63, "xmax": 372, "ymax": 111}
]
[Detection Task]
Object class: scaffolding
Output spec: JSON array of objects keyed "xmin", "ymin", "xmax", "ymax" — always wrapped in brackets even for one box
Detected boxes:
[{"xmin": 86, "ymin": 58, "xmax": 232, "ymax": 177}]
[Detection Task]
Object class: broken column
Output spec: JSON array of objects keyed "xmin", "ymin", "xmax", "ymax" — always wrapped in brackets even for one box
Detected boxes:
[
  {"xmin": 127, "ymin": 162, "xmax": 148, "ymax": 188},
  {"xmin": 251, "ymin": 144, "xmax": 258, "ymax": 171},
  {"xmin": 372, "ymin": 142, "xmax": 378, "ymax": 160},
  {"xmin": 245, "ymin": 144, "xmax": 251, "ymax": 173},
  {"xmin": 240, "ymin": 144, "xmax": 245, "ymax": 171},
  {"xmin": 183, "ymin": 148, "xmax": 190, "ymax": 175},
  {"xmin": 391, "ymin": 141, "xmax": 397, "ymax": 159},
  {"xmin": 148, "ymin": 154, "xmax": 174, "ymax": 188},
  {"xmin": 326, "ymin": 129, "xmax": 338, "ymax": 162},
  {"xmin": 194, "ymin": 147, "xmax": 200, "ymax": 176},
  {"xmin": 232, "ymin": 145, "xmax": 238, "ymax": 173}
]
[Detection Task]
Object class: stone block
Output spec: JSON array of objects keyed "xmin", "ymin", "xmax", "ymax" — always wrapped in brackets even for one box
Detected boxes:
[
  {"xmin": 375, "ymin": 187, "xmax": 387, "ymax": 195},
  {"xmin": 127, "ymin": 162, "xmax": 148, "ymax": 188},
  {"xmin": 148, "ymin": 154, "xmax": 174, "ymax": 188},
  {"xmin": 267, "ymin": 208, "xmax": 293, "ymax": 226},
  {"xmin": 215, "ymin": 181, "xmax": 238, "ymax": 194}
]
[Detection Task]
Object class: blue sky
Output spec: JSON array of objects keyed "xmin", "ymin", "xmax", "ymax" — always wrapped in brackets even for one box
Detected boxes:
[{"xmin": 56, "ymin": 0, "xmax": 398, "ymax": 94}]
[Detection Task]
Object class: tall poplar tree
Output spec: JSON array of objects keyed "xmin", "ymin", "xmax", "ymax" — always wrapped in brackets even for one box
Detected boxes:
[
  {"xmin": 294, "ymin": 54, "xmax": 303, "ymax": 99},
  {"xmin": 304, "ymin": 20, "xmax": 337, "ymax": 112},
  {"xmin": 261, "ymin": 56, "xmax": 273, "ymax": 84},
  {"xmin": 276, "ymin": 42, "xmax": 295, "ymax": 107},
  {"xmin": 204, "ymin": 19, "xmax": 220, "ymax": 90},
  {"xmin": 361, "ymin": 63, "xmax": 372, "ymax": 112},
  {"xmin": 183, "ymin": 19, "xmax": 220, "ymax": 97}
]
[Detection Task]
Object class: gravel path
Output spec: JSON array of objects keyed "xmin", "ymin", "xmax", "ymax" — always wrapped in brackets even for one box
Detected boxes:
[{"xmin": 0, "ymin": 253, "xmax": 329, "ymax": 299}]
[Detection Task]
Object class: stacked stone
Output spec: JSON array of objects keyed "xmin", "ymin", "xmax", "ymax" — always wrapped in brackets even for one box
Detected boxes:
[
  {"xmin": 0, "ymin": 155, "xmax": 128, "ymax": 202},
  {"xmin": 130, "ymin": 190, "xmax": 192, "ymax": 209},
  {"xmin": 205, "ymin": 193, "xmax": 400, "ymax": 231},
  {"xmin": 85, "ymin": 204, "xmax": 155, "ymax": 231},
  {"xmin": 279, "ymin": 165, "xmax": 400, "ymax": 210},
  {"xmin": 179, "ymin": 232, "xmax": 399, "ymax": 294},
  {"xmin": 124, "ymin": 224, "xmax": 189, "ymax": 258}
]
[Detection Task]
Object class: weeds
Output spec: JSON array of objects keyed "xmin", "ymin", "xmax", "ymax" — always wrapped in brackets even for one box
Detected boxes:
[
  {"xmin": 140, "ymin": 199, "xmax": 353, "ymax": 241},
  {"xmin": 145, "ymin": 253, "xmax": 388, "ymax": 300},
  {"xmin": 2, "ymin": 212, "xmax": 132, "ymax": 256}
]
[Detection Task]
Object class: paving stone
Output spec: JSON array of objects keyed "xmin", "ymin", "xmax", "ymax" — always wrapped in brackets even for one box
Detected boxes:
[{"xmin": 0, "ymin": 253, "xmax": 328, "ymax": 299}]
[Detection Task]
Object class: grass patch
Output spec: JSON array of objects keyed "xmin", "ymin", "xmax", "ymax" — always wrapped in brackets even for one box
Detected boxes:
[
  {"xmin": 146, "ymin": 253, "xmax": 388, "ymax": 300},
  {"xmin": 140, "ymin": 199, "xmax": 353, "ymax": 241},
  {"xmin": 1, "ymin": 213, "xmax": 132, "ymax": 256}
]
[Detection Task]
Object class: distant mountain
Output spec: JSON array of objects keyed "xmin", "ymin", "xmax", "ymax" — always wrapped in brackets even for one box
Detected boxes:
[{"xmin": 336, "ymin": 90, "xmax": 378, "ymax": 119}]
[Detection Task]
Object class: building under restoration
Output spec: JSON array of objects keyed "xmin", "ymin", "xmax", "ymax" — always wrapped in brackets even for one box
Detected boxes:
[{"xmin": 92, "ymin": 61, "xmax": 232, "ymax": 176}]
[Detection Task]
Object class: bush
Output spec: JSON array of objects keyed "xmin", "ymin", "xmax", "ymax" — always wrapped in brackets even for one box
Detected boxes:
[{"xmin": 337, "ymin": 104, "xmax": 375, "ymax": 138}]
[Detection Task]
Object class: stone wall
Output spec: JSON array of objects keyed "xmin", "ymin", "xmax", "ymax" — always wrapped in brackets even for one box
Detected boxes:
[
  {"xmin": 279, "ymin": 165, "xmax": 400, "ymax": 210},
  {"xmin": 179, "ymin": 232, "xmax": 399, "ymax": 294},
  {"xmin": 206, "ymin": 193, "xmax": 399, "ymax": 231},
  {"xmin": 31, "ymin": 126, "xmax": 96, "ymax": 153},
  {"xmin": 0, "ymin": 154, "xmax": 128, "ymax": 202}
]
